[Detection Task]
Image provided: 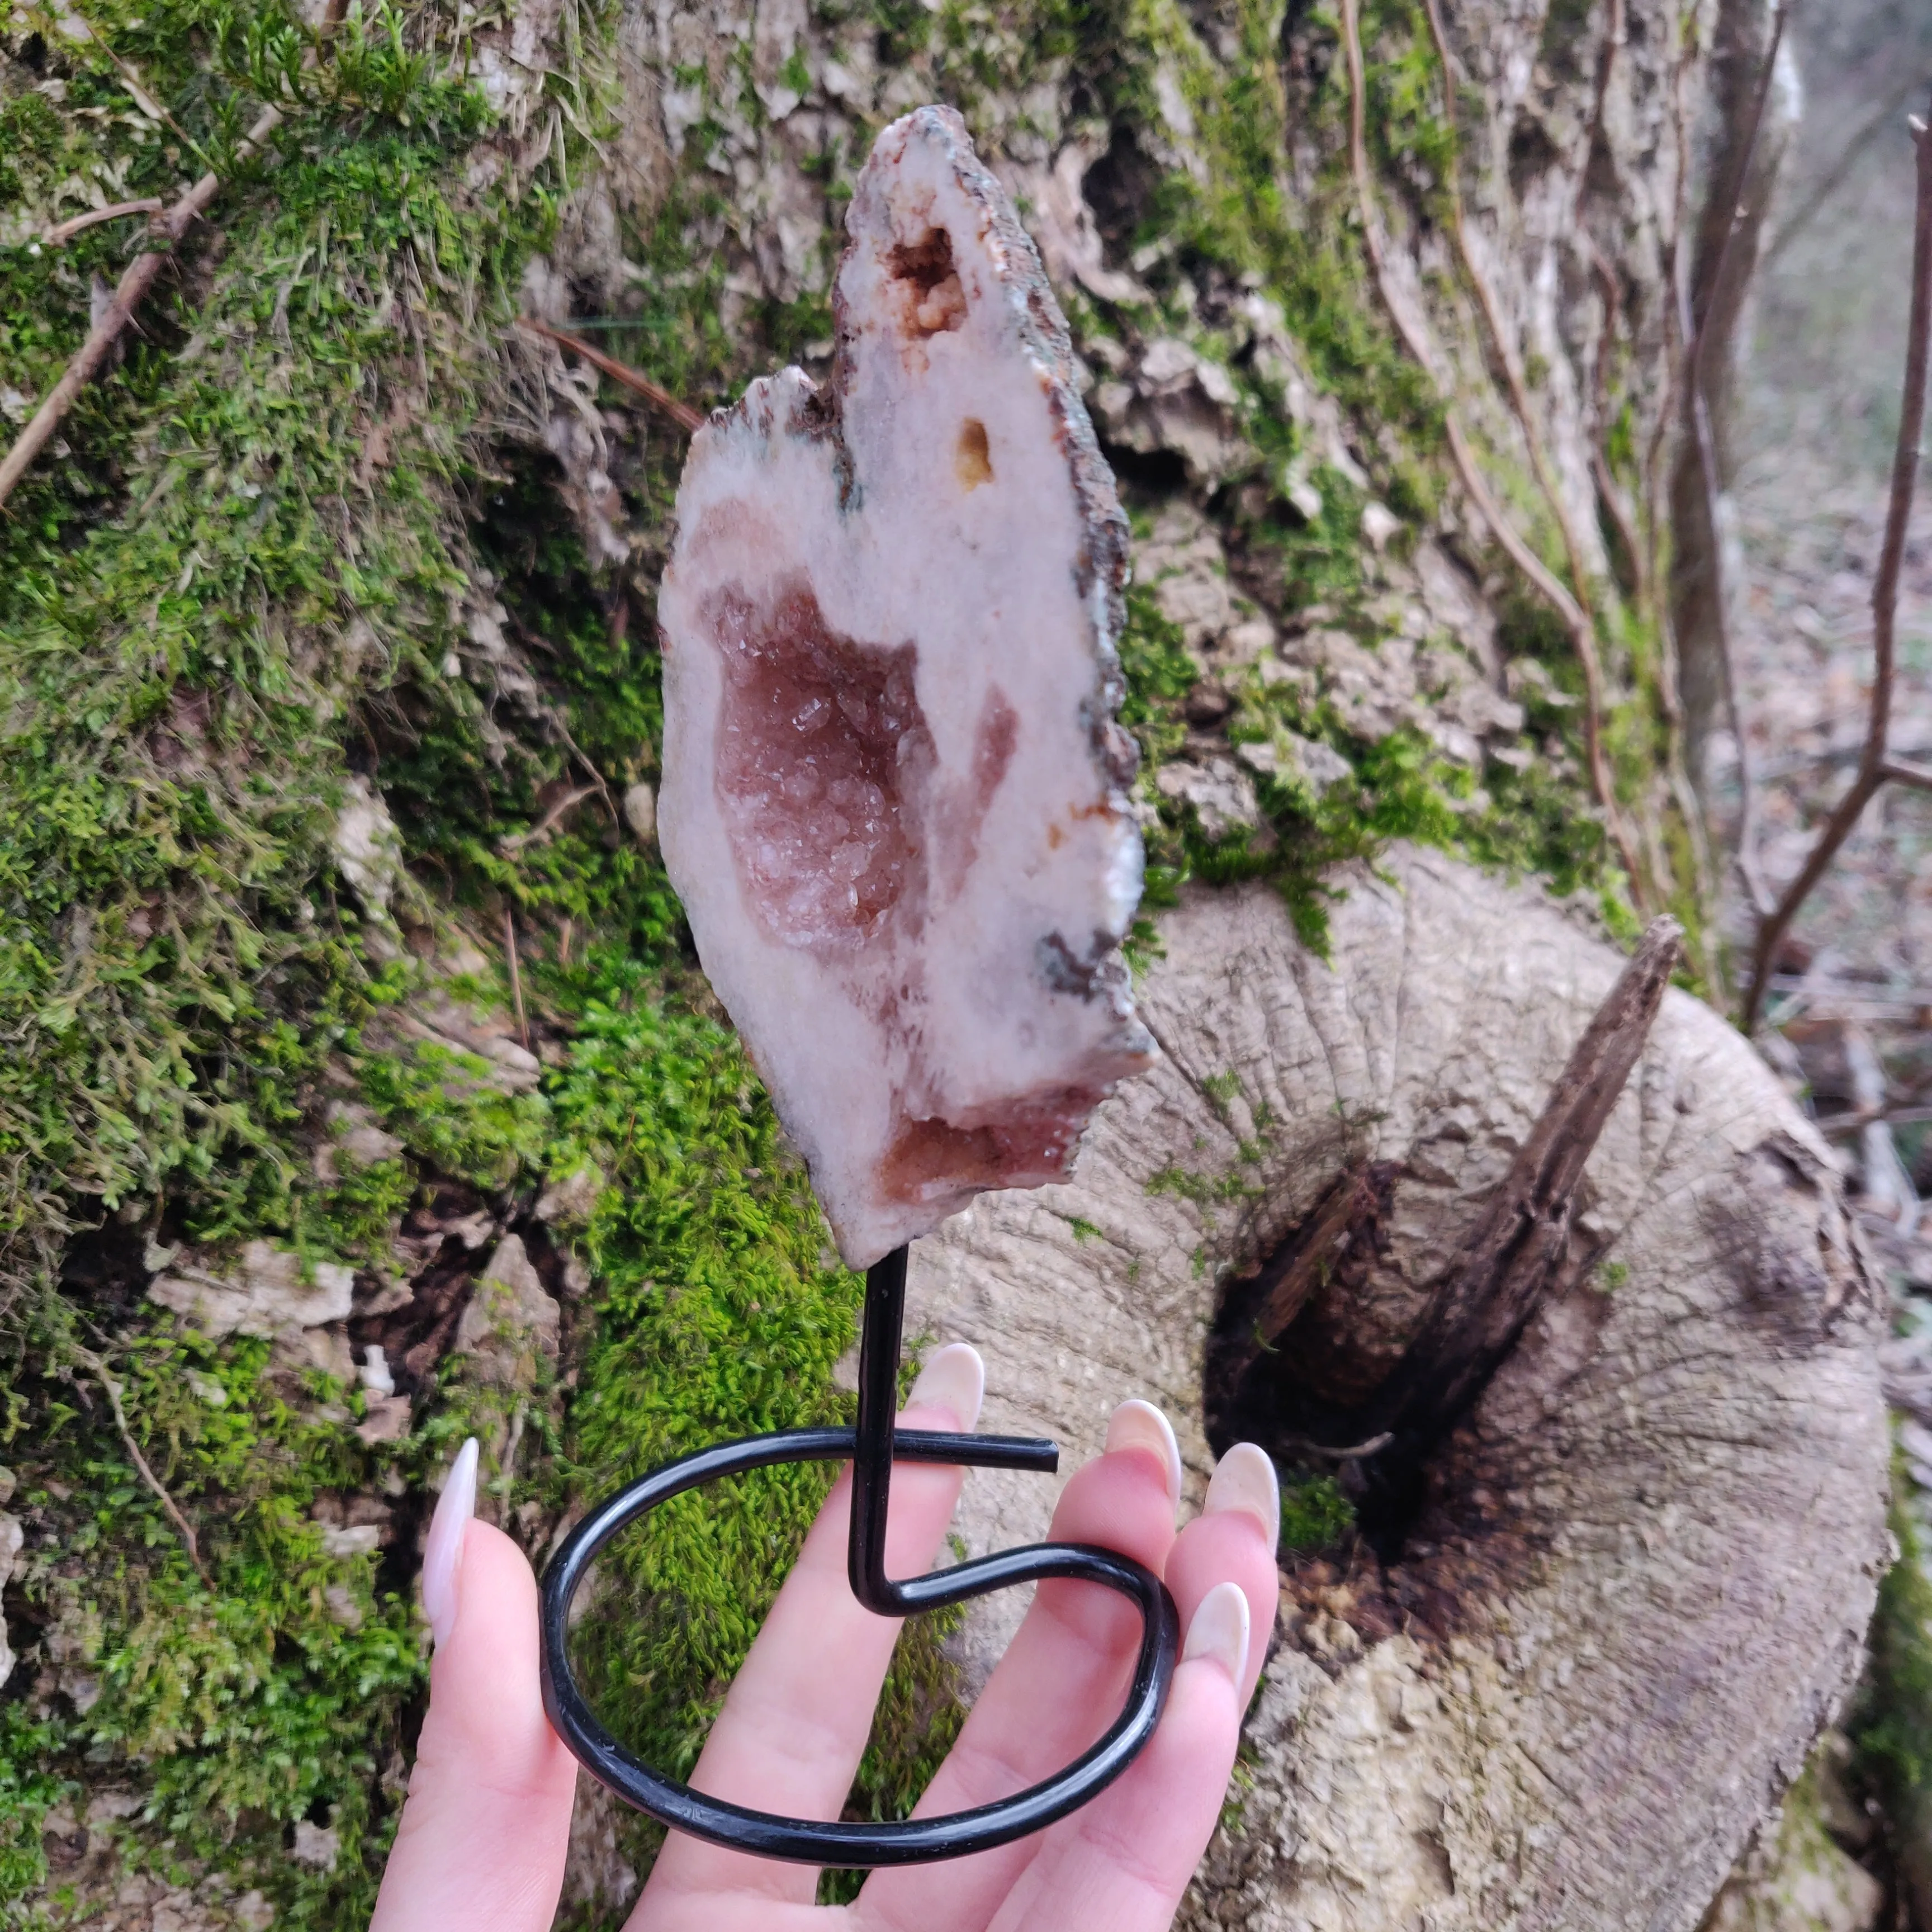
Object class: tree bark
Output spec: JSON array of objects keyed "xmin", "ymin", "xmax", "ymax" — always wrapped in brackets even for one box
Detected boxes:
[
  {"xmin": 907, "ymin": 846, "xmax": 1888, "ymax": 1932},
  {"xmin": 0, "ymin": 0, "xmax": 1891, "ymax": 1922}
]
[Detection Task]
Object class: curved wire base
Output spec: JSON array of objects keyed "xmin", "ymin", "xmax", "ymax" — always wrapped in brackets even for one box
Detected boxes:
[{"xmin": 539, "ymin": 1244, "xmax": 1181, "ymax": 1867}]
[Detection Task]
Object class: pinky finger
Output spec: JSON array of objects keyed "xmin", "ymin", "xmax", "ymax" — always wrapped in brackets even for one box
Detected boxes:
[{"xmin": 984, "ymin": 1583, "xmax": 1251, "ymax": 1932}]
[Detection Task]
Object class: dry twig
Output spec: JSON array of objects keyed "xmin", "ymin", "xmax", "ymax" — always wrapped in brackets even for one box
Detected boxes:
[
  {"xmin": 496, "ymin": 781, "xmax": 601, "ymax": 855},
  {"xmin": 504, "ymin": 907, "xmax": 529, "ymax": 1050},
  {"xmin": 0, "ymin": 103, "xmax": 283, "ymax": 513},
  {"xmin": 44, "ymin": 199, "xmax": 168, "ymax": 247},
  {"xmin": 1764, "ymin": 65, "xmax": 1932, "ymax": 271},
  {"xmin": 1338, "ymin": 0, "xmax": 1649, "ymax": 902},
  {"xmin": 75, "ymin": 1347, "xmax": 211, "ymax": 1584},
  {"xmin": 1220, "ymin": 1160, "xmax": 1399, "ymax": 1387},
  {"xmin": 1742, "ymin": 108, "xmax": 1932, "ymax": 1030},
  {"xmin": 1816, "ymin": 1104, "xmax": 1932, "ymax": 1140},
  {"xmin": 1681, "ymin": 3, "xmax": 1791, "ymax": 920},
  {"xmin": 514, "ymin": 316, "xmax": 705, "ymax": 434}
]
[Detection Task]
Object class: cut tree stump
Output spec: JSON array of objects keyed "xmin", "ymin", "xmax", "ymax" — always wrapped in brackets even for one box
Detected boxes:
[{"xmin": 906, "ymin": 844, "xmax": 1890, "ymax": 1932}]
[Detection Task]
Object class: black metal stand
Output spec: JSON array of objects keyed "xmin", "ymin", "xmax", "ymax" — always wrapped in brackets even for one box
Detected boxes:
[{"xmin": 539, "ymin": 1243, "xmax": 1180, "ymax": 1867}]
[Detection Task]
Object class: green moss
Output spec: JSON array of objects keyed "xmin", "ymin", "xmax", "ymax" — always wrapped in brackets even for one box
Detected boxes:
[
  {"xmin": 1860, "ymin": 1469, "xmax": 1932, "ymax": 1802},
  {"xmin": 0, "ymin": 0, "xmax": 581, "ymax": 1916},
  {"xmin": 0, "ymin": 1708, "xmax": 67, "ymax": 1902},
  {"xmin": 1361, "ymin": 0, "xmax": 1459, "ymax": 199},
  {"xmin": 1114, "ymin": 0, "xmax": 1441, "ymax": 471},
  {"xmin": 4, "ymin": 1313, "xmax": 432, "ymax": 1925},
  {"xmin": 1279, "ymin": 1469, "xmax": 1354, "ymax": 1551},
  {"xmin": 0, "ymin": 0, "xmax": 1690, "ymax": 1915},
  {"xmin": 542, "ymin": 982, "xmax": 968, "ymax": 1907}
]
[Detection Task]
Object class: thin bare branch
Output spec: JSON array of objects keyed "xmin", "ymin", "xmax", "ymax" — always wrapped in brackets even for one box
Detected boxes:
[
  {"xmin": 1682, "ymin": 3, "xmax": 1791, "ymax": 921},
  {"xmin": 1277, "ymin": 1429, "xmax": 1394, "ymax": 1463},
  {"xmin": 496, "ymin": 781, "xmax": 600, "ymax": 855},
  {"xmin": 1743, "ymin": 110, "xmax": 1932, "ymax": 1029},
  {"xmin": 1881, "ymin": 755, "xmax": 1932, "ymax": 792},
  {"xmin": 514, "ymin": 316, "xmax": 705, "ymax": 433},
  {"xmin": 1339, "ymin": 0, "xmax": 1649, "ymax": 903},
  {"xmin": 44, "ymin": 199, "xmax": 167, "ymax": 246},
  {"xmin": 1764, "ymin": 65, "xmax": 1932, "ymax": 272},
  {"xmin": 504, "ymin": 907, "xmax": 529, "ymax": 1051},
  {"xmin": 75, "ymin": 1347, "xmax": 211, "ymax": 1584},
  {"xmin": 1816, "ymin": 1103, "xmax": 1932, "ymax": 1140},
  {"xmin": 0, "ymin": 103, "xmax": 283, "ymax": 513}
]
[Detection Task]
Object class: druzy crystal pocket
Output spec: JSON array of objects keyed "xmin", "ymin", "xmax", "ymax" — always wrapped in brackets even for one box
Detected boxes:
[{"xmin": 658, "ymin": 106, "xmax": 1154, "ymax": 1268}]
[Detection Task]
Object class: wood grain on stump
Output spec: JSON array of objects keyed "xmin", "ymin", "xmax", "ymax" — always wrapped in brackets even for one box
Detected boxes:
[{"xmin": 905, "ymin": 845, "xmax": 1890, "ymax": 1932}]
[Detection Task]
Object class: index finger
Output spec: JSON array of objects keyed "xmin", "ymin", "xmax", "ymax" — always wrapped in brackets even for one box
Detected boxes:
[{"xmin": 636, "ymin": 1344, "xmax": 986, "ymax": 1915}]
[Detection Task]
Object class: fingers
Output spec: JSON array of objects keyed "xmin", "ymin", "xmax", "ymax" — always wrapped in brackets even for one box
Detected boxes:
[
  {"xmin": 370, "ymin": 1442, "xmax": 578, "ymax": 1932},
  {"xmin": 905, "ymin": 1401, "xmax": 1186, "ymax": 1820},
  {"xmin": 983, "ymin": 1581, "xmax": 1255, "ymax": 1932},
  {"xmin": 856, "ymin": 1402, "xmax": 1185, "ymax": 1932},
  {"xmin": 1162, "ymin": 1444, "xmax": 1279, "ymax": 1712},
  {"xmin": 638, "ymin": 1344, "xmax": 985, "ymax": 1915},
  {"xmin": 860, "ymin": 1427, "xmax": 1278, "ymax": 1932}
]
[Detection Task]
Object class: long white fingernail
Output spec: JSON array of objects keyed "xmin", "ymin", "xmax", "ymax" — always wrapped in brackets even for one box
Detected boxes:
[
  {"xmin": 907, "ymin": 1342, "xmax": 984, "ymax": 1430},
  {"xmin": 1182, "ymin": 1579, "xmax": 1251, "ymax": 1683},
  {"xmin": 1105, "ymin": 1399, "xmax": 1182, "ymax": 1509},
  {"xmin": 422, "ymin": 1437, "xmax": 478, "ymax": 1649},
  {"xmin": 1205, "ymin": 1443, "xmax": 1281, "ymax": 1558}
]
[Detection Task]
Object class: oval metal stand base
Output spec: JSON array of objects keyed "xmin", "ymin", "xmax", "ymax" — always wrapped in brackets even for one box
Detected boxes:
[{"xmin": 539, "ymin": 1244, "xmax": 1180, "ymax": 1867}]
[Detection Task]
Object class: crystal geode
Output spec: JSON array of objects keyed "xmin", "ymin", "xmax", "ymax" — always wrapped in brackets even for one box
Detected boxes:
[{"xmin": 657, "ymin": 106, "xmax": 1154, "ymax": 1269}]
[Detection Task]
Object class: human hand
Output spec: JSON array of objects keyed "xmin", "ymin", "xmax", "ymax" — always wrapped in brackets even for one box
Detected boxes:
[{"xmin": 368, "ymin": 1348, "xmax": 1280, "ymax": 1932}]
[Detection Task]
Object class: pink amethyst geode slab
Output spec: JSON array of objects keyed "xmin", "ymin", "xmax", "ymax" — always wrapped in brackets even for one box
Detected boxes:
[{"xmin": 657, "ymin": 105, "xmax": 1155, "ymax": 1269}]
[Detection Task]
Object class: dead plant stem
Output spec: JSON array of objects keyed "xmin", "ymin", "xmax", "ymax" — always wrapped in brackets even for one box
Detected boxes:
[
  {"xmin": 44, "ymin": 200, "xmax": 167, "ymax": 247},
  {"xmin": 75, "ymin": 1347, "xmax": 211, "ymax": 1585},
  {"xmin": 1764, "ymin": 63, "xmax": 1932, "ymax": 272},
  {"xmin": 1742, "ymin": 109, "xmax": 1932, "ymax": 1030},
  {"xmin": 1683, "ymin": 2, "xmax": 1791, "ymax": 921},
  {"xmin": 504, "ymin": 907, "xmax": 529, "ymax": 1050},
  {"xmin": 0, "ymin": 102, "xmax": 283, "ymax": 513},
  {"xmin": 514, "ymin": 317, "xmax": 704, "ymax": 433}
]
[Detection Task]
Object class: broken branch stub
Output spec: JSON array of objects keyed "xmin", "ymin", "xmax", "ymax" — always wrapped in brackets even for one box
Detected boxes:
[
  {"xmin": 1355, "ymin": 913, "xmax": 1684, "ymax": 1476},
  {"xmin": 659, "ymin": 107, "xmax": 1153, "ymax": 1268},
  {"xmin": 903, "ymin": 846, "xmax": 1888, "ymax": 1932}
]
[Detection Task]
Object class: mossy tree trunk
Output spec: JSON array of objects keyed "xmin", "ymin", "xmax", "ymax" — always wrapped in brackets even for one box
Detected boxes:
[{"xmin": 0, "ymin": 0, "xmax": 1890, "ymax": 1928}]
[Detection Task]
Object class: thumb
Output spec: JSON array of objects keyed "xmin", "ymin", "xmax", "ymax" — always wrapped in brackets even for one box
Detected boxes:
[{"xmin": 370, "ymin": 1439, "xmax": 579, "ymax": 1932}]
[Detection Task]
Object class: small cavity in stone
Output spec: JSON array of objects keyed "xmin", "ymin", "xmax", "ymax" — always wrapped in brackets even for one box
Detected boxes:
[
  {"xmin": 710, "ymin": 577, "xmax": 934, "ymax": 953},
  {"xmin": 889, "ymin": 225, "xmax": 968, "ymax": 337},
  {"xmin": 955, "ymin": 418, "xmax": 993, "ymax": 489},
  {"xmin": 882, "ymin": 1087, "xmax": 1105, "ymax": 1205}
]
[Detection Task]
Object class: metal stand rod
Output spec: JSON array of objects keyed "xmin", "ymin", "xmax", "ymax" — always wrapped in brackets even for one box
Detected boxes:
[{"xmin": 539, "ymin": 1243, "xmax": 1179, "ymax": 1867}]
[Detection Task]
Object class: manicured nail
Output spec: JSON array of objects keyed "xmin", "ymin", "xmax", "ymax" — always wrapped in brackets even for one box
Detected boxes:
[
  {"xmin": 422, "ymin": 1437, "xmax": 478, "ymax": 1649},
  {"xmin": 1105, "ymin": 1399, "xmax": 1182, "ymax": 1509},
  {"xmin": 1182, "ymin": 1579, "xmax": 1251, "ymax": 1683},
  {"xmin": 1205, "ymin": 1442, "xmax": 1281, "ymax": 1557},
  {"xmin": 907, "ymin": 1343, "xmax": 985, "ymax": 1431}
]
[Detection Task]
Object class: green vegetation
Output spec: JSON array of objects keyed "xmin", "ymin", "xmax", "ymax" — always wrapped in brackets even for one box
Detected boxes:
[
  {"xmin": 1278, "ymin": 1470, "xmax": 1356, "ymax": 1552},
  {"xmin": 1859, "ymin": 1469, "xmax": 1932, "ymax": 1818},
  {"xmin": 0, "ymin": 0, "xmax": 1685, "ymax": 1917}
]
